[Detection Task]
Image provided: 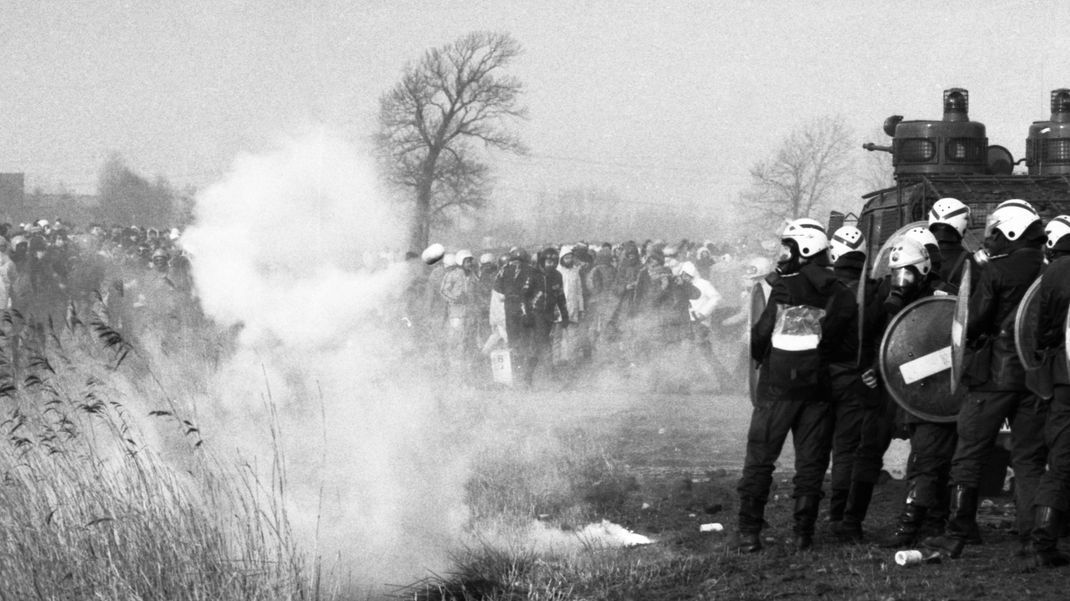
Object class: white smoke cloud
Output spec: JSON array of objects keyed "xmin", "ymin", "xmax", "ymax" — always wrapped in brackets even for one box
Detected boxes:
[{"xmin": 181, "ymin": 129, "xmax": 469, "ymax": 592}]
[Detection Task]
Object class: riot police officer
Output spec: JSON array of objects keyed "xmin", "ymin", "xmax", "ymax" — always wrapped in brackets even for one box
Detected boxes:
[
  {"xmin": 925, "ymin": 199, "xmax": 1049, "ymax": 558},
  {"xmin": 737, "ymin": 218, "xmax": 854, "ymax": 552},
  {"xmin": 1030, "ymin": 215, "xmax": 1070, "ymax": 567},
  {"xmin": 878, "ymin": 238, "xmax": 959, "ymax": 547},
  {"xmin": 825, "ymin": 225, "xmax": 878, "ymax": 537},
  {"xmin": 928, "ymin": 197, "xmax": 973, "ymax": 291}
]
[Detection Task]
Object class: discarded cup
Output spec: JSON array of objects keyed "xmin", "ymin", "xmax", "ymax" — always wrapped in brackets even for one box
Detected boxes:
[
  {"xmin": 895, "ymin": 549, "xmax": 941, "ymax": 566},
  {"xmin": 699, "ymin": 523, "xmax": 724, "ymax": 533}
]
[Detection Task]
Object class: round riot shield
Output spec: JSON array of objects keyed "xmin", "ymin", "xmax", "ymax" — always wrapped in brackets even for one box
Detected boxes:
[
  {"xmin": 950, "ymin": 261, "xmax": 971, "ymax": 395},
  {"xmin": 1015, "ymin": 278, "xmax": 1043, "ymax": 370},
  {"xmin": 748, "ymin": 281, "xmax": 767, "ymax": 404},
  {"xmin": 855, "ymin": 257, "xmax": 868, "ymax": 368},
  {"xmin": 870, "ymin": 221, "xmax": 927, "ymax": 281},
  {"xmin": 1065, "ymin": 308, "xmax": 1070, "ymax": 386},
  {"xmin": 879, "ymin": 296, "xmax": 965, "ymax": 422}
]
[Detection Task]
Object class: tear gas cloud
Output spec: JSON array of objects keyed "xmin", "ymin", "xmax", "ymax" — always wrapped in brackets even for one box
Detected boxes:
[{"xmin": 181, "ymin": 129, "xmax": 470, "ymax": 591}]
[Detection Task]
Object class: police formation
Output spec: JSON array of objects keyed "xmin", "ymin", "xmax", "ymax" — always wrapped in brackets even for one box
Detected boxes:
[
  {"xmin": 408, "ymin": 240, "xmax": 770, "ymax": 389},
  {"xmin": 738, "ymin": 198, "xmax": 1070, "ymax": 569}
]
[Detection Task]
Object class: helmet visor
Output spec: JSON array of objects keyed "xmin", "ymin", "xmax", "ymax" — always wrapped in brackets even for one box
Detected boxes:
[
  {"xmin": 984, "ymin": 213, "xmax": 1000, "ymax": 239},
  {"xmin": 891, "ymin": 266, "xmax": 917, "ymax": 288},
  {"xmin": 777, "ymin": 243, "xmax": 794, "ymax": 264}
]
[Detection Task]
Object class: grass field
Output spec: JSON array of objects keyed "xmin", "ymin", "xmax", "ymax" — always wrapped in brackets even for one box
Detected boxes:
[{"xmin": 3, "ymin": 311, "xmax": 1067, "ymax": 601}]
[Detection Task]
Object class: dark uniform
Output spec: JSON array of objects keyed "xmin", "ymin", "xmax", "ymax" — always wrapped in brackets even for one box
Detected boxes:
[
  {"xmin": 494, "ymin": 252, "xmax": 536, "ymax": 380},
  {"xmin": 885, "ymin": 236, "xmax": 969, "ymax": 546},
  {"xmin": 926, "ymin": 227, "xmax": 1047, "ymax": 558},
  {"xmin": 827, "ymin": 251, "xmax": 881, "ymax": 531},
  {"xmin": 525, "ymin": 248, "xmax": 569, "ymax": 386},
  {"xmin": 1031, "ymin": 249, "xmax": 1070, "ymax": 565},
  {"xmin": 830, "ymin": 252, "xmax": 934, "ymax": 541},
  {"xmin": 738, "ymin": 259, "xmax": 853, "ymax": 551}
]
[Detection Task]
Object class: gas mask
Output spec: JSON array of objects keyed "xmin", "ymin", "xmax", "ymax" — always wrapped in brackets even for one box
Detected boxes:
[
  {"xmin": 775, "ymin": 241, "xmax": 802, "ymax": 275},
  {"xmin": 884, "ymin": 266, "xmax": 919, "ymax": 314},
  {"xmin": 983, "ymin": 214, "xmax": 1014, "ymax": 258},
  {"xmin": 983, "ymin": 230, "xmax": 1011, "ymax": 258}
]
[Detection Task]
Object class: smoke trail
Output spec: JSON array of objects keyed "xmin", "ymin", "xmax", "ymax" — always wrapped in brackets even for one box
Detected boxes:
[{"xmin": 181, "ymin": 129, "xmax": 469, "ymax": 591}]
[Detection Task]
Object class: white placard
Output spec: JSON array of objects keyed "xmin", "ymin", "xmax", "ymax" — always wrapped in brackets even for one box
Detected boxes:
[{"xmin": 899, "ymin": 346, "xmax": 952, "ymax": 385}]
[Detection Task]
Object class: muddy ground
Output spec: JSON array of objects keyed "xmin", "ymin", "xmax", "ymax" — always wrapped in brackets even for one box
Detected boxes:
[{"xmin": 465, "ymin": 378, "xmax": 1070, "ymax": 601}]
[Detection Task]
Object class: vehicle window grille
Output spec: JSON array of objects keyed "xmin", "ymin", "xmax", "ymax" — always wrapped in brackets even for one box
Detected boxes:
[
  {"xmin": 1043, "ymin": 139, "xmax": 1070, "ymax": 164},
  {"xmin": 898, "ymin": 139, "xmax": 935, "ymax": 163},
  {"xmin": 945, "ymin": 138, "xmax": 984, "ymax": 162},
  {"xmin": 878, "ymin": 207, "xmax": 900, "ymax": 246}
]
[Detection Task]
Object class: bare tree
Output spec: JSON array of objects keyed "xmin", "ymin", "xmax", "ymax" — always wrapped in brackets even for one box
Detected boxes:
[
  {"xmin": 741, "ymin": 116, "xmax": 855, "ymax": 226},
  {"xmin": 376, "ymin": 31, "xmax": 527, "ymax": 250}
]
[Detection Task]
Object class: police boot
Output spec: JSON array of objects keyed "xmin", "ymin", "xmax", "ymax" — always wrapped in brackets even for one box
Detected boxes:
[
  {"xmin": 828, "ymin": 487, "xmax": 848, "ymax": 524},
  {"xmin": 1033, "ymin": 506, "xmax": 1070, "ymax": 568},
  {"xmin": 834, "ymin": 482, "xmax": 873, "ymax": 543},
  {"xmin": 922, "ymin": 485, "xmax": 978, "ymax": 559},
  {"xmin": 882, "ymin": 488, "xmax": 927, "ymax": 548},
  {"xmin": 793, "ymin": 495, "xmax": 821, "ymax": 551},
  {"xmin": 736, "ymin": 496, "xmax": 766, "ymax": 553}
]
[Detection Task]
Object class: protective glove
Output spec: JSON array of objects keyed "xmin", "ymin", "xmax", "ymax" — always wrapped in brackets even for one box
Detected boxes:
[{"xmin": 861, "ymin": 368, "xmax": 879, "ymax": 389}]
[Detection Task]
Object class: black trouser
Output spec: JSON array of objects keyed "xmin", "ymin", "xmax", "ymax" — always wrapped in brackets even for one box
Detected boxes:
[
  {"xmin": 521, "ymin": 312, "xmax": 554, "ymax": 384},
  {"xmin": 950, "ymin": 390, "xmax": 1048, "ymax": 537},
  {"xmin": 504, "ymin": 307, "xmax": 533, "ymax": 354},
  {"xmin": 738, "ymin": 382, "xmax": 834, "ymax": 512},
  {"xmin": 905, "ymin": 421, "xmax": 957, "ymax": 510},
  {"xmin": 1035, "ymin": 385, "xmax": 1070, "ymax": 512},
  {"xmin": 829, "ymin": 364, "xmax": 885, "ymax": 492},
  {"xmin": 848, "ymin": 393, "xmax": 897, "ymax": 485}
]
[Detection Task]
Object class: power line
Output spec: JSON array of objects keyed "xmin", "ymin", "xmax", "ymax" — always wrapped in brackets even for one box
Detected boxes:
[{"xmin": 494, "ymin": 151, "xmax": 750, "ymax": 186}]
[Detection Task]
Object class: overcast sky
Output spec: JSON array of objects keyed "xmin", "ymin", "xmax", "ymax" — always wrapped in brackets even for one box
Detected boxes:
[{"xmin": 3, "ymin": 1, "xmax": 1070, "ymax": 217}]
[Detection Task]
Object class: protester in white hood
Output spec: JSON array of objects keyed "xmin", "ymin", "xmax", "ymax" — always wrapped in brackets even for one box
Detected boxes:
[
  {"xmin": 554, "ymin": 245, "xmax": 585, "ymax": 365},
  {"xmin": 678, "ymin": 261, "xmax": 720, "ymax": 323}
]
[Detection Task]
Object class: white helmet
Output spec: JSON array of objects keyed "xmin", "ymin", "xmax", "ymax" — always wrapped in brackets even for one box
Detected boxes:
[
  {"xmin": 888, "ymin": 237, "xmax": 931, "ymax": 277},
  {"xmin": 1045, "ymin": 215, "xmax": 1070, "ymax": 250},
  {"xmin": 829, "ymin": 225, "xmax": 866, "ymax": 262},
  {"xmin": 781, "ymin": 218, "xmax": 829, "ymax": 258},
  {"xmin": 986, "ymin": 199, "xmax": 1040, "ymax": 241},
  {"xmin": 928, "ymin": 197, "xmax": 970, "ymax": 237},
  {"xmin": 560, "ymin": 244, "xmax": 574, "ymax": 257},
  {"xmin": 479, "ymin": 252, "xmax": 495, "ymax": 265},
  {"xmin": 903, "ymin": 226, "xmax": 938, "ymax": 249},
  {"xmin": 455, "ymin": 249, "xmax": 473, "ymax": 265},
  {"xmin": 421, "ymin": 243, "xmax": 445, "ymax": 265}
]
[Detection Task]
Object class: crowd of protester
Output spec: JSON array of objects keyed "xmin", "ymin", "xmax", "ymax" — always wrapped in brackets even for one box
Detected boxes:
[
  {"xmin": 0, "ymin": 218, "xmax": 196, "ymax": 340},
  {"xmin": 401, "ymin": 238, "xmax": 775, "ymax": 389},
  {"xmin": 0, "ymin": 218, "xmax": 774, "ymax": 392}
]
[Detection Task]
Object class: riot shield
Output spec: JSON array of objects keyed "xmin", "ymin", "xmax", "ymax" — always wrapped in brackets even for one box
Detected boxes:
[
  {"xmin": 856, "ymin": 257, "xmax": 868, "ymax": 368},
  {"xmin": 879, "ymin": 296, "xmax": 965, "ymax": 422},
  {"xmin": 950, "ymin": 261, "xmax": 971, "ymax": 395},
  {"xmin": 1065, "ymin": 308, "xmax": 1070, "ymax": 387},
  {"xmin": 748, "ymin": 281, "xmax": 766, "ymax": 405},
  {"xmin": 870, "ymin": 221, "xmax": 927, "ymax": 281},
  {"xmin": 1015, "ymin": 278, "xmax": 1053, "ymax": 399},
  {"xmin": 1015, "ymin": 278, "xmax": 1043, "ymax": 370}
]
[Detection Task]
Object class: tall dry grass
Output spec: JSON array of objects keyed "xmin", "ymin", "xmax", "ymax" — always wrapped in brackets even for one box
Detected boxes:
[{"xmin": 0, "ymin": 305, "xmax": 318, "ymax": 601}]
